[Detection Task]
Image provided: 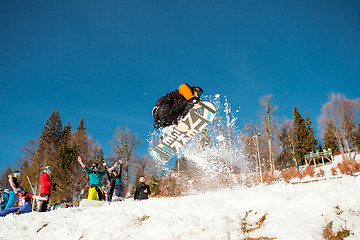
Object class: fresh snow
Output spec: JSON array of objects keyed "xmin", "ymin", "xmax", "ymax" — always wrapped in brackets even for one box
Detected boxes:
[
  {"xmin": 1, "ymin": 174, "xmax": 359, "ymax": 240},
  {"xmin": 216, "ymin": 135, "xmax": 225, "ymax": 141}
]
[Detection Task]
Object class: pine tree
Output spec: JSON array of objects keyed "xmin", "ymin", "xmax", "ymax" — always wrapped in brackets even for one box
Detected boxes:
[
  {"xmin": 323, "ymin": 122, "xmax": 339, "ymax": 154},
  {"xmin": 292, "ymin": 107, "xmax": 318, "ymax": 165},
  {"xmin": 277, "ymin": 124, "xmax": 295, "ymax": 168},
  {"xmin": 32, "ymin": 110, "xmax": 64, "ymax": 179},
  {"xmin": 38, "ymin": 110, "xmax": 63, "ymax": 154},
  {"xmin": 293, "ymin": 106, "xmax": 308, "ymax": 164},
  {"xmin": 77, "ymin": 116, "xmax": 87, "ymax": 132},
  {"xmin": 149, "ymin": 172, "xmax": 161, "ymax": 196},
  {"xmin": 93, "ymin": 148, "xmax": 104, "ymax": 163},
  {"xmin": 304, "ymin": 112, "xmax": 318, "ymax": 153},
  {"xmin": 61, "ymin": 121, "xmax": 72, "ymax": 144},
  {"xmin": 53, "ymin": 144, "xmax": 79, "ymax": 202}
]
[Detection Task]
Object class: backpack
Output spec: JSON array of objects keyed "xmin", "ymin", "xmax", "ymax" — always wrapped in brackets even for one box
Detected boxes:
[{"xmin": 0, "ymin": 194, "xmax": 5, "ymax": 205}]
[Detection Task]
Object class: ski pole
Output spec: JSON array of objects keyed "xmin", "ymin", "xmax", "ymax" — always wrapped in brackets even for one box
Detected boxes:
[{"xmin": 27, "ymin": 176, "xmax": 35, "ymax": 194}]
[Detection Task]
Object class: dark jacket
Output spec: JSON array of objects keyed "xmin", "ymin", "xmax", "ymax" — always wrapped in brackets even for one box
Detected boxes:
[
  {"xmin": 105, "ymin": 164, "xmax": 123, "ymax": 200},
  {"xmin": 134, "ymin": 183, "xmax": 151, "ymax": 200},
  {"xmin": 153, "ymin": 84, "xmax": 200, "ymax": 128},
  {"xmin": 156, "ymin": 84, "xmax": 197, "ymax": 106},
  {"xmin": 7, "ymin": 177, "xmax": 20, "ymax": 190}
]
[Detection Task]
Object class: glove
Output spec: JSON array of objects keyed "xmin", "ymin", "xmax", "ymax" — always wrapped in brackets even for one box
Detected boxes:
[
  {"xmin": 181, "ymin": 97, "xmax": 200, "ymax": 117},
  {"xmin": 189, "ymin": 97, "xmax": 200, "ymax": 104},
  {"xmin": 51, "ymin": 183, "xmax": 56, "ymax": 191}
]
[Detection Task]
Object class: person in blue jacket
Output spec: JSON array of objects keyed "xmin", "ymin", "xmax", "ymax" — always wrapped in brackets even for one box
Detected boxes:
[
  {"xmin": 5, "ymin": 170, "xmax": 20, "ymax": 209},
  {"xmin": 77, "ymin": 156, "xmax": 106, "ymax": 200}
]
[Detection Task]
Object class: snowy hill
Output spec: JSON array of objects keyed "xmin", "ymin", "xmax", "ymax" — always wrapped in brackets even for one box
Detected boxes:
[{"xmin": 1, "ymin": 174, "xmax": 359, "ymax": 240}]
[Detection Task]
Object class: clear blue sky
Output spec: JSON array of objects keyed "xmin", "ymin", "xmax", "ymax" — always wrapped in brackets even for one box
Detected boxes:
[{"xmin": 1, "ymin": 0, "xmax": 359, "ymax": 171}]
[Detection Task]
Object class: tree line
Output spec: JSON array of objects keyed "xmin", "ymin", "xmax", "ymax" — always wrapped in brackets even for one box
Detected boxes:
[
  {"xmin": 0, "ymin": 111, "xmax": 162, "ymax": 203},
  {"xmin": 242, "ymin": 92, "xmax": 360, "ymax": 174}
]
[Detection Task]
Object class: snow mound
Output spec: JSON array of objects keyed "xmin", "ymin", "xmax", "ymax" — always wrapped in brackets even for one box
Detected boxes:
[{"xmin": 1, "ymin": 176, "xmax": 359, "ymax": 240}]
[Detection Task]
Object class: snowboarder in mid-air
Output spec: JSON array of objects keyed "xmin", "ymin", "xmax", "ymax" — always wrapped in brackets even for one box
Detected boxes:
[{"xmin": 152, "ymin": 83, "xmax": 204, "ymax": 129}]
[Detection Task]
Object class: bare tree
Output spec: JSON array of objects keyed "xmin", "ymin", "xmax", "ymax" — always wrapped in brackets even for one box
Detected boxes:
[
  {"xmin": 242, "ymin": 122, "xmax": 261, "ymax": 172},
  {"xmin": 259, "ymin": 95, "xmax": 278, "ymax": 173},
  {"xmin": 319, "ymin": 93, "xmax": 360, "ymax": 160},
  {"xmin": 109, "ymin": 126, "xmax": 140, "ymax": 193},
  {"xmin": 0, "ymin": 166, "xmax": 13, "ymax": 189}
]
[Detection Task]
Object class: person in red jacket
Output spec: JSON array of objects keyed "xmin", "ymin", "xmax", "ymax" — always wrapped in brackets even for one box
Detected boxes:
[
  {"xmin": 152, "ymin": 83, "xmax": 204, "ymax": 129},
  {"xmin": 38, "ymin": 166, "xmax": 55, "ymax": 212}
]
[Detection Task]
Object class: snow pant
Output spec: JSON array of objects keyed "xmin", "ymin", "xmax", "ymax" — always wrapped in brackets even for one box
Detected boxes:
[
  {"xmin": 88, "ymin": 185, "xmax": 102, "ymax": 201},
  {"xmin": 5, "ymin": 191, "xmax": 17, "ymax": 210},
  {"xmin": 111, "ymin": 189, "xmax": 124, "ymax": 202},
  {"xmin": 38, "ymin": 193, "xmax": 50, "ymax": 212},
  {"xmin": 153, "ymin": 96, "xmax": 189, "ymax": 128},
  {"xmin": 0, "ymin": 202, "xmax": 32, "ymax": 217}
]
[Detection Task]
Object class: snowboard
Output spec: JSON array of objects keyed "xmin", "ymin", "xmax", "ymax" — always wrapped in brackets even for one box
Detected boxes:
[
  {"xmin": 79, "ymin": 199, "xmax": 107, "ymax": 208},
  {"xmin": 150, "ymin": 101, "xmax": 216, "ymax": 162}
]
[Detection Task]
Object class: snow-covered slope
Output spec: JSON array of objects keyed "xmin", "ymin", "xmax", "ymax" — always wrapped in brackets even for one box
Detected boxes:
[{"xmin": 1, "ymin": 174, "xmax": 359, "ymax": 240}]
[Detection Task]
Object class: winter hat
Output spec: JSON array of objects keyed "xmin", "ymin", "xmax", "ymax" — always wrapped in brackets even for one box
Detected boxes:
[
  {"xmin": 13, "ymin": 171, "xmax": 20, "ymax": 178},
  {"xmin": 44, "ymin": 166, "xmax": 53, "ymax": 172}
]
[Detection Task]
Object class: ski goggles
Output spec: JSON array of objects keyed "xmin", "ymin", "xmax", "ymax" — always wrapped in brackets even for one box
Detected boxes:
[
  {"xmin": 17, "ymin": 189, "xmax": 24, "ymax": 194},
  {"xmin": 195, "ymin": 90, "xmax": 204, "ymax": 99}
]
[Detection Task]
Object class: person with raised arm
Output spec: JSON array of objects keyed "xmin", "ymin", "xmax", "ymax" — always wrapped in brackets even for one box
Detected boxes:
[
  {"xmin": 104, "ymin": 159, "xmax": 124, "ymax": 202},
  {"xmin": 78, "ymin": 156, "xmax": 106, "ymax": 201},
  {"xmin": 0, "ymin": 175, "xmax": 48, "ymax": 217}
]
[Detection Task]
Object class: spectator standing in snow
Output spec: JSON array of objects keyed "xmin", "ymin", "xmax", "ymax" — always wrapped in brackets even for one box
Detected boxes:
[
  {"xmin": 0, "ymin": 175, "xmax": 48, "ymax": 217},
  {"xmin": 38, "ymin": 166, "xmax": 56, "ymax": 212},
  {"xmin": 134, "ymin": 176, "xmax": 151, "ymax": 201},
  {"xmin": 104, "ymin": 159, "xmax": 124, "ymax": 202},
  {"xmin": 78, "ymin": 156, "xmax": 106, "ymax": 200},
  {"xmin": 5, "ymin": 170, "xmax": 21, "ymax": 209}
]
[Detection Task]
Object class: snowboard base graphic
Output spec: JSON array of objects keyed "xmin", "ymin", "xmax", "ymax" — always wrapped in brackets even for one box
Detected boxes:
[{"xmin": 150, "ymin": 101, "xmax": 216, "ymax": 162}]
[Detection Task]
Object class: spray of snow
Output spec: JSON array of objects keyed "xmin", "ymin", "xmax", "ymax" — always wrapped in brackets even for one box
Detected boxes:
[{"xmin": 147, "ymin": 94, "xmax": 248, "ymax": 191}]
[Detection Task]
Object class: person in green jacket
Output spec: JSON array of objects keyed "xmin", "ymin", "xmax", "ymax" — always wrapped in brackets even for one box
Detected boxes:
[{"xmin": 77, "ymin": 156, "xmax": 106, "ymax": 200}]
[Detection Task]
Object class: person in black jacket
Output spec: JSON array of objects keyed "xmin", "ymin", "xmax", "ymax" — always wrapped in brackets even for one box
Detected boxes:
[
  {"xmin": 104, "ymin": 159, "xmax": 124, "ymax": 202},
  {"xmin": 134, "ymin": 176, "xmax": 151, "ymax": 201},
  {"xmin": 152, "ymin": 83, "xmax": 204, "ymax": 129}
]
